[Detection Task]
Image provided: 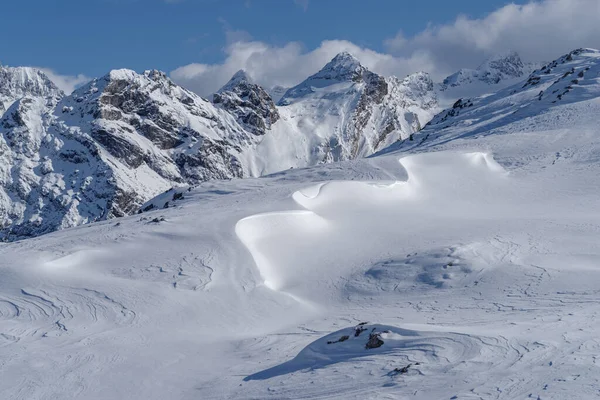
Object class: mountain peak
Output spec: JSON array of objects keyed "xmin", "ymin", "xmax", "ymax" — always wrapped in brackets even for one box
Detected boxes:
[
  {"xmin": 217, "ymin": 69, "xmax": 253, "ymax": 93},
  {"xmin": 314, "ymin": 52, "xmax": 364, "ymax": 81},
  {"xmin": 441, "ymin": 51, "xmax": 533, "ymax": 90},
  {"xmin": 278, "ymin": 52, "xmax": 368, "ymax": 104},
  {"xmin": 329, "ymin": 51, "xmax": 361, "ymax": 66},
  {"xmin": 0, "ymin": 65, "xmax": 62, "ymax": 115},
  {"xmin": 231, "ymin": 69, "xmax": 252, "ymax": 83},
  {"xmin": 212, "ymin": 69, "xmax": 279, "ymax": 136},
  {"xmin": 477, "ymin": 51, "xmax": 524, "ymax": 78},
  {"xmin": 481, "ymin": 51, "xmax": 521, "ymax": 66}
]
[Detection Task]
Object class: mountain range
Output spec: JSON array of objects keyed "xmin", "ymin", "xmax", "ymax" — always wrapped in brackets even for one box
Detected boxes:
[{"xmin": 0, "ymin": 50, "xmax": 584, "ymax": 240}]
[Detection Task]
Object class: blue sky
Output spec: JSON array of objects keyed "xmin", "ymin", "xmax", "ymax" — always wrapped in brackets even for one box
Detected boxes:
[
  {"xmin": 2, "ymin": 0, "xmax": 516, "ymax": 76},
  {"xmin": 2, "ymin": 0, "xmax": 599, "ymax": 94}
]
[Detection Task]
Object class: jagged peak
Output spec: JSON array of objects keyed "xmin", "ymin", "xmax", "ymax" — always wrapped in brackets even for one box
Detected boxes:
[
  {"xmin": 328, "ymin": 52, "xmax": 361, "ymax": 68},
  {"xmin": 0, "ymin": 65, "xmax": 62, "ymax": 95},
  {"xmin": 106, "ymin": 68, "xmax": 139, "ymax": 81},
  {"xmin": 479, "ymin": 51, "xmax": 522, "ymax": 68},
  {"xmin": 217, "ymin": 69, "xmax": 254, "ymax": 93},
  {"xmin": 278, "ymin": 52, "xmax": 369, "ymax": 104},
  {"xmin": 100, "ymin": 69, "xmax": 172, "ymax": 85},
  {"xmin": 403, "ymin": 71, "xmax": 432, "ymax": 83},
  {"xmin": 230, "ymin": 69, "xmax": 252, "ymax": 83},
  {"xmin": 311, "ymin": 52, "xmax": 365, "ymax": 81}
]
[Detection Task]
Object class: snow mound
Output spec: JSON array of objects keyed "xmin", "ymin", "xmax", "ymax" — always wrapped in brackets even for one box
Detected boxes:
[{"xmin": 244, "ymin": 323, "xmax": 514, "ymax": 382}]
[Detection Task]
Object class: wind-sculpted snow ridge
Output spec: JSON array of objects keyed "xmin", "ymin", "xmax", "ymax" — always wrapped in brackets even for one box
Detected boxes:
[
  {"xmin": 236, "ymin": 152, "xmax": 506, "ymax": 295},
  {"xmin": 230, "ymin": 147, "xmax": 600, "ymax": 399}
]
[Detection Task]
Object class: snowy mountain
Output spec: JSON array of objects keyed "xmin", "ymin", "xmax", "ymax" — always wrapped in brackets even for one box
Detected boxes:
[
  {"xmin": 2, "ymin": 48, "xmax": 600, "ymax": 400},
  {"xmin": 0, "ymin": 68, "xmax": 262, "ymax": 240},
  {"xmin": 6, "ymin": 49, "xmax": 592, "ymax": 241},
  {"xmin": 267, "ymin": 84, "xmax": 288, "ymax": 103},
  {"xmin": 437, "ymin": 52, "xmax": 539, "ymax": 106},
  {"xmin": 244, "ymin": 52, "xmax": 438, "ymax": 175}
]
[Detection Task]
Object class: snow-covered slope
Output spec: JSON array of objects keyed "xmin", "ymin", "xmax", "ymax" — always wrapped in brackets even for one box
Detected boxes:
[
  {"xmin": 243, "ymin": 52, "xmax": 438, "ymax": 175},
  {"xmin": 437, "ymin": 52, "xmax": 539, "ymax": 107},
  {"xmin": 0, "ymin": 65, "xmax": 63, "ymax": 116},
  {"xmin": 2, "ymin": 52, "xmax": 600, "ymax": 399}
]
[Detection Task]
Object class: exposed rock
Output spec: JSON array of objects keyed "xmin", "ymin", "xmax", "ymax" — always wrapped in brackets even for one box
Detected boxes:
[
  {"xmin": 365, "ymin": 331, "xmax": 384, "ymax": 349},
  {"xmin": 213, "ymin": 70, "xmax": 280, "ymax": 136},
  {"xmin": 327, "ymin": 335, "xmax": 350, "ymax": 344}
]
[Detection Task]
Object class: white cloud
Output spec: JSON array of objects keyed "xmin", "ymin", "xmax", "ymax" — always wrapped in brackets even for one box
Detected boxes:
[
  {"xmin": 293, "ymin": 0, "xmax": 309, "ymax": 12},
  {"xmin": 385, "ymin": 0, "xmax": 600, "ymax": 77},
  {"xmin": 40, "ymin": 69, "xmax": 91, "ymax": 94},
  {"xmin": 171, "ymin": 40, "xmax": 431, "ymax": 96},
  {"xmin": 171, "ymin": 0, "xmax": 600, "ymax": 96}
]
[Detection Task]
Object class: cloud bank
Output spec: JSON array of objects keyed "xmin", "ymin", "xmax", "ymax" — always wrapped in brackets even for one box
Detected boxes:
[
  {"xmin": 171, "ymin": 0, "xmax": 600, "ymax": 96},
  {"xmin": 40, "ymin": 69, "xmax": 91, "ymax": 94}
]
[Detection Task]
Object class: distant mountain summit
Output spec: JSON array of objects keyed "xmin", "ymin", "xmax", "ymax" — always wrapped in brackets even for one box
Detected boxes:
[
  {"xmin": 278, "ymin": 52, "xmax": 370, "ymax": 105},
  {"xmin": 440, "ymin": 51, "xmax": 536, "ymax": 91},
  {"xmin": 0, "ymin": 66, "xmax": 62, "ymax": 115}
]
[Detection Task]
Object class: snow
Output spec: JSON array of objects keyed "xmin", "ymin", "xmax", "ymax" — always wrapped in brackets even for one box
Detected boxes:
[
  {"xmin": 3, "ymin": 84, "xmax": 600, "ymax": 398},
  {"xmin": 2, "ymin": 48, "xmax": 600, "ymax": 399}
]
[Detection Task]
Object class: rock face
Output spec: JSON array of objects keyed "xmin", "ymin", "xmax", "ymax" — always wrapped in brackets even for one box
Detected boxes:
[
  {"xmin": 213, "ymin": 70, "xmax": 280, "ymax": 136},
  {"xmin": 59, "ymin": 69, "xmax": 255, "ymax": 183}
]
